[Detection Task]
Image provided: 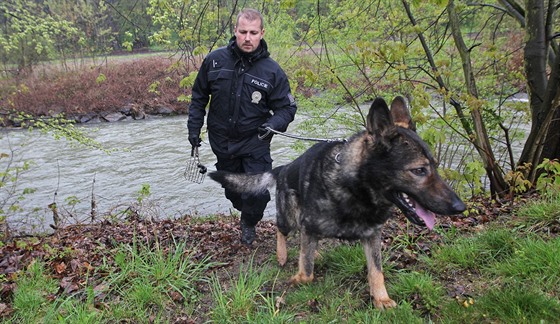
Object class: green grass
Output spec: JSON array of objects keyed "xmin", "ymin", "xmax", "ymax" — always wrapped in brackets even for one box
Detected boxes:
[
  {"xmin": 514, "ymin": 193, "xmax": 560, "ymax": 232},
  {"xmin": 490, "ymin": 236, "xmax": 560, "ymax": 289},
  {"xmin": 209, "ymin": 256, "xmax": 288, "ymax": 322},
  {"xmin": 427, "ymin": 227, "xmax": 519, "ymax": 270},
  {"xmin": 9, "ymin": 261, "xmax": 58, "ymax": 323},
  {"xmin": 7, "ymin": 238, "xmax": 217, "ymax": 322},
  {"xmin": 5, "ymin": 195, "xmax": 560, "ymax": 322}
]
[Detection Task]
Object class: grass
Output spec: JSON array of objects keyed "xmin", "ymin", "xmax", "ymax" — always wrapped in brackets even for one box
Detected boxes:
[
  {"xmin": 6, "ymin": 238, "xmax": 217, "ymax": 322},
  {"xmin": 209, "ymin": 256, "xmax": 286, "ymax": 322},
  {"xmin": 4, "ymin": 195, "xmax": 560, "ymax": 323},
  {"xmin": 9, "ymin": 261, "xmax": 58, "ymax": 323},
  {"xmin": 427, "ymin": 227, "xmax": 519, "ymax": 270}
]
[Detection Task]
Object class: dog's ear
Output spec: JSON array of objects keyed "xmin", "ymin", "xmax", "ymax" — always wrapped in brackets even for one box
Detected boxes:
[
  {"xmin": 366, "ymin": 97, "xmax": 393, "ymax": 134},
  {"xmin": 390, "ymin": 96, "xmax": 416, "ymax": 131}
]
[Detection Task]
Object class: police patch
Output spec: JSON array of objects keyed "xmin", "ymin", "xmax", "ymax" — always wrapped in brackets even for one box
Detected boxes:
[
  {"xmin": 250, "ymin": 78, "xmax": 269, "ymax": 89},
  {"xmin": 251, "ymin": 91, "xmax": 262, "ymax": 104}
]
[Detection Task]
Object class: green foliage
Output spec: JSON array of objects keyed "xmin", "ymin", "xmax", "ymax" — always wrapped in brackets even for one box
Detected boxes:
[
  {"xmin": 14, "ymin": 112, "xmax": 110, "ymax": 152},
  {"xmin": 535, "ymin": 158, "xmax": 560, "ymax": 197},
  {"xmin": 0, "ymin": 1, "xmax": 81, "ymax": 70},
  {"xmin": 470, "ymin": 284, "xmax": 560, "ymax": 323},
  {"xmin": 148, "ymin": 80, "xmax": 160, "ymax": 95},
  {"xmin": 0, "ymin": 0, "xmax": 113, "ymax": 71},
  {"xmin": 45, "ymin": 286, "xmax": 101, "ymax": 323},
  {"xmin": 0, "ymin": 153, "xmax": 34, "ymax": 222},
  {"xmin": 136, "ymin": 183, "xmax": 151, "ymax": 203},
  {"xmin": 501, "ymin": 159, "xmax": 560, "ymax": 197},
  {"xmin": 504, "ymin": 163, "xmax": 533, "ymax": 195},
  {"xmin": 95, "ymin": 73, "xmax": 106, "ymax": 85},
  {"xmin": 462, "ymin": 160, "xmax": 486, "ymax": 196},
  {"xmin": 7, "ymin": 240, "xmax": 217, "ymax": 322},
  {"xmin": 122, "ymin": 31, "xmax": 134, "ymax": 52},
  {"xmin": 147, "ymin": 0, "xmax": 233, "ymax": 51},
  {"xmin": 440, "ymin": 282, "xmax": 560, "ymax": 323}
]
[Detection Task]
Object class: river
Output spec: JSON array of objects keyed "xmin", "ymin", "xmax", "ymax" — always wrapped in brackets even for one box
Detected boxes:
[
  {"xmin": 1, "ymin": 115, "xmax": 300, "ymax": 231},
  {"xmin": 1, "ymin": 100, "xmax": 529, "ymax": 233}
]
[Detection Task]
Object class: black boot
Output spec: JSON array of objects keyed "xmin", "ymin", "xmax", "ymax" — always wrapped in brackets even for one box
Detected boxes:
[{"xmin": 240, "ymin": 219, "xmax": 256, "ymax": 246}]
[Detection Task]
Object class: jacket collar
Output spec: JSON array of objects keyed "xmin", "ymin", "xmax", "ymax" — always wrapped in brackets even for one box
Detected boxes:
[{"xmin": 228, "ymin": 36, "xmax": 270, "ymax": 63}]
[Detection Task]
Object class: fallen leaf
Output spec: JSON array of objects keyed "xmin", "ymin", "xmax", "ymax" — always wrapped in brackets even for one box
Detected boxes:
[{"xmin": 54, "ymin": 262, "xmax": 66, "ymax": 274}]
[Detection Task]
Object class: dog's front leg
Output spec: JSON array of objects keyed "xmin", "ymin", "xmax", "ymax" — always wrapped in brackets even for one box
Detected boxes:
[
  {"xmin": 290, "ymin": 231, "xmax": 317, "ymax": 284},
  {"xmin": 362, "ymin": 226, "xmax": 397, "ymax": 310},
  {"xmin": 276, "ymin": 230, "xmax": 288, "ymax": 266}
]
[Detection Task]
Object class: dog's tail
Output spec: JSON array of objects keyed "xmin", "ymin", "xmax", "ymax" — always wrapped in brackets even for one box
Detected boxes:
[{"xmin": 208, "ymin": 167, "xmax": 281, "ymax": 194}]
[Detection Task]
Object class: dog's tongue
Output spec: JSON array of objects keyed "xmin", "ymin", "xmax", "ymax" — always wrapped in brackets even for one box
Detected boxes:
[{"xmin": 415, "ymin": 203, "xmax": 436, "ymax": 230}]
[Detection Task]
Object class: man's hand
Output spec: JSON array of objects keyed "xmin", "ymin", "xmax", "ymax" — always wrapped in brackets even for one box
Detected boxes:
[
  {"xmin": 258, "ymin": 123, "xmax": 274, "ymax": 141},
  {"xmin": 189, "ymin": 135, "xmax": 201, "ymax": 148}
]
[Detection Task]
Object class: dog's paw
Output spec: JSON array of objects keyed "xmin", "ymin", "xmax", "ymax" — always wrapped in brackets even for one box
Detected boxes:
[
  {"xmin": 373, "ymin": 297, "xmax": 397, "ymax": 310},
  {"xmin": 289, "ymin": 272, "xmax": 314, "ymax": 284}
]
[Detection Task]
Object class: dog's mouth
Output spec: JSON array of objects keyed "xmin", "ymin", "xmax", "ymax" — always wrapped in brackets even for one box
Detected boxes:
[{"xmin": 392, "ymin": 192, "xmax": 436, "ymax": 230}]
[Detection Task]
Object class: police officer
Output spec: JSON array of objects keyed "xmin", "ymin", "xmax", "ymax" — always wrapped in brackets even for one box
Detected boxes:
[{"xmin": 188, "ymin": 8, "xmax": 297, "ymax": 246}]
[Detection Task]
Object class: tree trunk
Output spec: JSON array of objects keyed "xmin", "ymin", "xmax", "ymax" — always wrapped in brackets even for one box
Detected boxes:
[
  {"xmin": 518, "ymin": 0, "xmax": 560, "ymax": 181},
  {"xmin": 446, "ymin": 0, "xmax": 509, "ymax": 197},
  {"xmin": 543, "ymin": 106, "xmax": 560, "ymax": 160}
]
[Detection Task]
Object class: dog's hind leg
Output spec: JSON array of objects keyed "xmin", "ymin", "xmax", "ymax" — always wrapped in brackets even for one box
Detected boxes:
[
  {"xmin": 290, "ymin": 231, "xmax": 317, "ymax": 284},
  {"xmin": 276, "ymin": 230, "xmax": 288, "ymax": 266},
  {"xmin": 362, "ymin": 226, "xmax": 397, "ymax": 310}
]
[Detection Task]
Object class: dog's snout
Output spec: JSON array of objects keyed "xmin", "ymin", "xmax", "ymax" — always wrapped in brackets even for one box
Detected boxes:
[{"xmin": 452, "ymin": 198, "xmax": 466, "ymax": 214}]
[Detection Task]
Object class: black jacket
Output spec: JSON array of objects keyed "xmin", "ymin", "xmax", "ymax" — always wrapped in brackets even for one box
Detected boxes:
[{"xmin": 188, "ymin": 37, "xmax": 297, "ymax": 159}]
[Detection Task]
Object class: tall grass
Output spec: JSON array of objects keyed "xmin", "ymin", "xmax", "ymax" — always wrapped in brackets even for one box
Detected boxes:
[
  {"xmin": 209, "ymin": 255, "xmax": 289, "ymax": 322},
  {"xmin": 7, "ymin": 238, "xmax": 216, "ymax": 322},
  {"xmin": 9, "ymin": 261, "xmax": 58, "ymax": 323},
  {"xmin": 103, "ymin": 238, "xmax": 217, "ymax": 320}
]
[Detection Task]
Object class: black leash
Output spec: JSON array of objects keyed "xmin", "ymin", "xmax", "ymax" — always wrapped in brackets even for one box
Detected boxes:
[{"xmin": 259, "ymin": 126, "xmax": 347, "ymax": 143}]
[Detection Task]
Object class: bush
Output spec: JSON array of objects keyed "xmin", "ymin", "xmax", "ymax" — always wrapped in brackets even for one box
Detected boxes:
[{"xmin": 0, "ymin": 55, "xmax": 188, "ymax": 124}]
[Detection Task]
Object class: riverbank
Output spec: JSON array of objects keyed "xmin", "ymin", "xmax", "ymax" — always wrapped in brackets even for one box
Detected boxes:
[
  {"xmin": 0, "ymin": 54, "xmax": 188, "ymax": 127},
  {"xmin": 2, "ymin": 192, "xmax": 559, "ymax": 322}
]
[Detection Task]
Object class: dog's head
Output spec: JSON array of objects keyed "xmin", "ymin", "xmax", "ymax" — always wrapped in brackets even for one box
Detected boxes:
[{"xmin": 364, "ymin": 96, "xmax": 466, "ymax": 229}]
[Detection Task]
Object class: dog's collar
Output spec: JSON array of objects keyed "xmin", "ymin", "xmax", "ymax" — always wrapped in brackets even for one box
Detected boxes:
[
  {"xmin": 335, "ymin": 152, "xmax": 342, "ymax": 164},
  {"xmin": 333, "ymin": 141, "xmax": 349, "ymax": 164}
]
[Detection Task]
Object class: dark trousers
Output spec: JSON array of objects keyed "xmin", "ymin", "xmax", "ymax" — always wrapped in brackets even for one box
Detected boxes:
[{"xmin": 215, "ymin": 153, "xmax": 272, "ymax": 227}]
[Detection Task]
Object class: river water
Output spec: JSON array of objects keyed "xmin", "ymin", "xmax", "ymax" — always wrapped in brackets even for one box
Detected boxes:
[
  {"xmin": 1, "ymin": 115, "xmax": 300, "ymax": 231},
  {"xmin": 1, "ymin": 100, "xmax": 529, "ymax": 232}
]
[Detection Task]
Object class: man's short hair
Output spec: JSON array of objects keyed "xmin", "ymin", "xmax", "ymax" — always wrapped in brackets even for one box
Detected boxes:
[{"xmin": 237, "ymin": 8, "xmax": 264, "ymax": 30}]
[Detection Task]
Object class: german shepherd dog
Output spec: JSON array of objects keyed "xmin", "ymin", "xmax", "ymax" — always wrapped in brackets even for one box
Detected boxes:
[{"xmin": 209, "ymin": 96, "xmax": 466, "ymax": 309}]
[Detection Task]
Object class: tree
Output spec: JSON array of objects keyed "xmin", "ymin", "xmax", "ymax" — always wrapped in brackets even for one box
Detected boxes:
[
  {"xmin": 507, "ymin": 0, "xmax": 560, "ymax": 182},
  {"xmin": 103, "ymin": 0, "xmax": 154, "ymax": 51},
  {"xmin": 400, "ymin": 0, "xmax": 510, "ymax": 197},
  {"xmin": 0, "ymin": 0, "xmax": 83, "ymax": 73}
]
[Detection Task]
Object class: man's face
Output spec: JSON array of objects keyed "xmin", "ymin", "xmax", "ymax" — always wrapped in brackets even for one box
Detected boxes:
[{"xmin": 234, "ymin": 17, "xmax": 264, "ymax": 53}]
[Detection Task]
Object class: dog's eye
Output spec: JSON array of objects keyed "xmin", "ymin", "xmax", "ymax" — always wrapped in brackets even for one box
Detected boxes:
[{"xmin": 411, "ymin": 167, "xmax": 427, "ymax": 176}]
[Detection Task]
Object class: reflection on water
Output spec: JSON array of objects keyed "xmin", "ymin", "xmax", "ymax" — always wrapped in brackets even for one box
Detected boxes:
[{"xmin": 0, "ymin": 115, "xmax": 298, "ymax": 229}]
